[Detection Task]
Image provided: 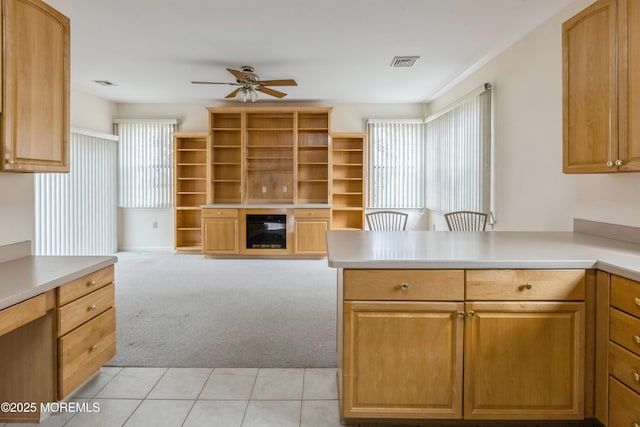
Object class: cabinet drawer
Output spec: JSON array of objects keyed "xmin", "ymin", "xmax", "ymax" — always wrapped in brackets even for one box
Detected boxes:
[
  {"xmin": 201, "ymin": 208, "xmax": 238, "ymax": 218},
  {"xmin": 57, "ymin": 265, "xmax": 114, "ymax": 306},
  {"xmin": 295, "ymin": 208, "xmax": 330, "ymax": 219},
  {"xmin": 343, "ymin": 270, "xmax": 464, "ymax": 301},
  {"xmin": 611, "ymin": 275, "xmax": 640, "ymax": 317},
  {"xmin": 58, "ymin": 307, "xmax": 116, "ymax": 398},
  {"xmin": 609, "ymin": 341, "xmax": 640, "ymax": 395},
  {"xmin": 58, "ymin": 283, "xmax": 114, "ymax": 336},
  {"xmin": 0, "ymin": 293, "xmax": 47, "ymax": 337},
  {"xmin": 610, "ymin": 308, "xmax": 640, "ymax": 356},
  {"xmin": 609, "ymin": 377, "xmax": 640, "ymax": 427},
  {"xmin": 466, "ymin": 270, "xmax": 585, "ymax": 301}
]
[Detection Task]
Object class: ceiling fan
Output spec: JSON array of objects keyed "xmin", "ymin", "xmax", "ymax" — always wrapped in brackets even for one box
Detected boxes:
[{"xmin": 192, "ymin": 66, "xmax": 297, "ymax": 101}]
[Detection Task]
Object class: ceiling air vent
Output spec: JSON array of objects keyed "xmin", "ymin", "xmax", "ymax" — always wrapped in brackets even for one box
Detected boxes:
[
  {"xmin": 390, "ymin": 56, "xmax": 420, "ymax": 68},
  {"xmin": 92, "ymin": 80, "xmax": 117, "ymax": 86}
]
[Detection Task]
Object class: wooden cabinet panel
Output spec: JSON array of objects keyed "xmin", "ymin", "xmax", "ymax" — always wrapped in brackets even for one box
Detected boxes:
[
  {"xmin": 463, "ymin": 301, "xmax": 585, "ymax": 419},
  {"xmin": 610, "ymin": 307, "xmax": 640, "ymax": 354},
  {"xmin": 57, "ymin": 265, "xmax": 114, "ymax": 306},
  {"xmin": 202, "ymin": 217, "xmax": 239, "ymax": 254},
  {"xmin": 344, "ymin": 269, "xmax": 464, "ymax": 301},
  {"xmin": 1, "ymin": 0, "xmax": 69, "ymax": 172},
  {"xmin": 611, "ymin": 273, "xmax": 640, "ymax": 317},
  {"xmin": 0, "ymin": 293, "xmax": 46, "ymax": 336},
  {"xmin": 294, "ymin": 219, "xmax": 328, "ymax": 254},
  {"xmin": 618, "ymin": 0, "xmax": 640, "ymax": 171},
  {"xmin": 343, "ymin": 301, "xmax": 464, "ymax": 419},
  {"xmin": 608, "ymin": 341, "xmax": 640, "ymax": 394},
  {"xmin": 58, "ymin": 307, "xmax": 116, "ymax": 398},
  {"xmin": 466, "ymin": 269, "xmax": 585, "ymax": 301},
  {"xmin": 609, "ymin": 377, "xmax": 640, "ymax": 427},
  {"xmin": 58, "ymin": 283, "xmax": 114, "ymax": 336}
]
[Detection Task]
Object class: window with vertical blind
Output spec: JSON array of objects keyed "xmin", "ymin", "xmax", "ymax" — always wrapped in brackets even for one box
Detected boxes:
[
  {"xmin": 114, "ymin": 119, "xmax": 177, "ymax": 208},
  {"xmin": 367, "ymin": 84, "xmax": 492, "ymax": 215},
  {"xmin": 35, "ymin": 129, "xmax": 118, "ymax": 255},
  {"xmin": 367, "ymin": 120, "xmax": 425, "ymax": 208}
]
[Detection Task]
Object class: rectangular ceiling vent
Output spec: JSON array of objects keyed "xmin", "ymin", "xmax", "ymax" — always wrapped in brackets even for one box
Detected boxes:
[{"xmin": 390, "ymin": 56, "xmax": 420, "ymax": 68}]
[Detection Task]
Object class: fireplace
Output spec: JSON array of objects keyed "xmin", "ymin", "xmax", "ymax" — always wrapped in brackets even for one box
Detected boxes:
[{"xmin": 246, "ymin": 214, "xmax": 287, "ymax": 249}]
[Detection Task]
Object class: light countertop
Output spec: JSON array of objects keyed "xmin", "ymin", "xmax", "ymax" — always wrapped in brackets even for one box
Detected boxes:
[
  {"xmin": 326, "ymin": 230, "xmax": 640, "ymax": 282},
  {"xmin": 0, "ymin": 255, "xmax": 117, "ymax": 311}
]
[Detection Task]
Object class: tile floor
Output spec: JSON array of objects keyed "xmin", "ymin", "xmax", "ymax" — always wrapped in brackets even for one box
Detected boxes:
[{"xmin": 2, "ymin": 367, "xmax": 352, "ymax": 427}]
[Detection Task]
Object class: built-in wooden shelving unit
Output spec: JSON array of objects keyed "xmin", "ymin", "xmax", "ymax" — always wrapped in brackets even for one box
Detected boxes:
[
  {"xmin": 331, "ymin": 133, "xmax": 366, "ymax": 230},
  {"xmin": 173, "ymin": 132, "xmax": 209, "ymax": 251},
  {"xmin": 173, "ymin": 107, "xmax": 367, "ymax": 254}
]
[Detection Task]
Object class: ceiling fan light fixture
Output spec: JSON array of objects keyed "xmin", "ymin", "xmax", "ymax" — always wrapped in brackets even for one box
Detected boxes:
[{"xmin": 236, "ymin": 86, "xmax": 259, "ymax": 102}]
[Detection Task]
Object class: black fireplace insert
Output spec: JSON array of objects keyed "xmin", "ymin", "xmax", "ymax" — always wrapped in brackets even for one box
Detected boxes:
[{"xmin": 246, "ymin": 214, "xmax": 287, "ymax": 249}]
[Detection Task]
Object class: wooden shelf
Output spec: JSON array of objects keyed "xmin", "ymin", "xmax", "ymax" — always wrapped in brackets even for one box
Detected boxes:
[{"xmin": 331, "ymin": 133, "xmax": 366, "ymax": 230}]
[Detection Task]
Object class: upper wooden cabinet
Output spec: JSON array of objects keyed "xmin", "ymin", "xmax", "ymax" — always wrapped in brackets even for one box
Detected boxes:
[
  {"xmin": 563, "ymin": 0, "xmax": 640, "ymax": 173},
  {"xmin": 1, "ymin": 0, "xmax": 70, "ymax": 172}
]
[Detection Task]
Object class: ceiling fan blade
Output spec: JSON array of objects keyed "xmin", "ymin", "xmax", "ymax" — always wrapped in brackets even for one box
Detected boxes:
[
  {"xmin": 257, "ymin": 86, "xmax": 287, "ymax": 99},
  {"xmin": 227, "ymin": 68, "xmax": 247, "ymax": 82},
  {"xmin": 225, "ymin": 88, "xmax": 242, "ymax": 99},
  {"xmin": 191, "ymin": 81, "xmax": 238, "ymax": 85},
  {"xmin": 260, "ymin": 79, "xmax": 297, "ymax": 87}
]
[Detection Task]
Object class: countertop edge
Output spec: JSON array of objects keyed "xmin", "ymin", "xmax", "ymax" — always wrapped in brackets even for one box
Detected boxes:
[{"xmin": 0, "ymin": 256, "xmax": 118, "ymax": 311}]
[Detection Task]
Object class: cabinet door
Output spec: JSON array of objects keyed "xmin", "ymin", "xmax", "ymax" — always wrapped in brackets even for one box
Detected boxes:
[
  {"xmin": 562, "ymin": 0, "xmax": 617, "ymax": 173},
  {"xmin": 343, "ymin": 301, "xmax": 464, "ymax": 419},
  {"xmin": 202, "ymin": 218, "xmax": 238, "ymax": 254},
  {"xmin": 619, "ymin": 0, "xmax": 640, "ymax": 171},
  {"xmin": 294, "ymin": 219, "xmax": 328, "ymax": 254},
  {"xmin": 464, "ymin": 301, "xmax": 585, "ymax": 420},
  {"xmin": 2, "ymin": 0, "xmax": 69, "ymax": 172}
]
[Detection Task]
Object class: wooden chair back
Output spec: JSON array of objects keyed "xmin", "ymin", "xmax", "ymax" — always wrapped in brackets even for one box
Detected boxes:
[
  {"xmin": 444, "ymin": 211, "xmax": 488, "ymax": 231},
  {"xmin": 366, "ymin": 211, "xmax": 408, "ymax": 231}
]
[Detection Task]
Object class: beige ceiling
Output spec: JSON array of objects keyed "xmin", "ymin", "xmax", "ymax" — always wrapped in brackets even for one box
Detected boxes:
[{"xmin": 47, "ymin": 0, "xmax": 575, "ymax": 104}]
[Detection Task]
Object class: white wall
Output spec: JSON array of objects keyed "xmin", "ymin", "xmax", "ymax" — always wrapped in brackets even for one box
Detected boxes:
[
  {"xmin": 0, "ymin": 89, "xmax": 115, "ymax": 250},
  {"xmin": 426, "ymin": 0, "xmax": 639, "ymax": 231}
]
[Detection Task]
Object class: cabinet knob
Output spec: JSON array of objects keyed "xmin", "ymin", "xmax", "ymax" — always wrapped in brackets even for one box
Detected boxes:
[
  {"xmin": 518, "ymin": 283, "xmax": 532, "ymax": 291},
  {"xmin": 457, "ymin": 311, "xmax": 465, "ymax": 318},
  {"xmin": 5, "ymin": 158, "xmax": 14, "ymax": 165},
  {"xmin": 606, "ymin": 161, "xmax": 614, "ymax": 167},
  {"xmin": 89, "ymin": 345, "xmax": 98, "ymax": 352},
  {"xmin": 615, "ymin": 159, "xmax": 622, "ymax": 166},
  {"xmin": 88, "ymin": 304, "xmax": 97, "ymax": 311},
  {"xmin": 634, "ymin": 335, "xmax": 640, "ymax": 345},
  {"xmin": 633, "ymin": 371, "xmax": 640, "ymax": 382},
  {"xmin": 400, "ymin": 282, "xmax": 409, "ymax": 291},
  {"xmin": 635, "ymin": 297, "xmax": 640, "ymax": 307},
  {"xmin": 87, "ymin": 280, "xmax": 97, "ymax": 287},
  {"xmin": 632, "ymin": 423, "xmax": 639, "ymax": 427},
  {"xmin": 468, "ymin": 311, "xmax": 476, "ymax": 318}
]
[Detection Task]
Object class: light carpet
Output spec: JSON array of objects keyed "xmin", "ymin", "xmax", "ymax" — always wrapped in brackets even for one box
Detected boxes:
[{"xmin": 107, "ymin": 251, "xmax": 337, "ymax": 368}]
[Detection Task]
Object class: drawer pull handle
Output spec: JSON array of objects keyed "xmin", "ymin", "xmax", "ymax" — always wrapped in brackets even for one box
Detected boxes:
[
  {"xmin": 635, "ymin": 297, "xmax": 640, "ymax": 307},
  {"xmin": 468, "ymin": 311, "xmax": 476, "ymax": 318},
  {"xmin": 87, "ymin": 280, "xmax": 97, "ymax": 287},
  {"xmin": 88, "ymin": 304, "xmax": 97, "ymax": 311},
  {"xmin": 518, "ymin": 283, "xmax": 532, "ymax": 291},
  {"xmin": 634, "ymin": 335, "xmax": 640, "ymax": 345},
  {"xmin": 89, "ymin": 345, "xmax": 98, "ymax": 352},
  {"xmin": 400, "ymin": 282, "xmax": 409, "ymax": 291},
  {"xmin": 633, "ymin": 371, "xmax": 640, "ymax": 382}
]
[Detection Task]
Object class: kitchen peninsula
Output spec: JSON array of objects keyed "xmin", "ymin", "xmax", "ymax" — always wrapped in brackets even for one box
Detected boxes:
[{"xmin": 326, "ymin": 220, "xmax": 640, "ymax": 426}]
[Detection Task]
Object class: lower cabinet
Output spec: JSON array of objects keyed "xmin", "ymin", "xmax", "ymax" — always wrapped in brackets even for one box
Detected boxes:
[
  {"xmin": 294, "ymin": 208, "xmax": 330, "ymax": 255},
  {"xmin": 339, "ymin": 268, "xmax": 587, "ymax": 422},
  {"xmin": 202, "ymin": 208, "xmax": 239, "ymax": 255},
  {"xmin": 56, "ymin": 266, "xmax": 116, "ymax": 398}
]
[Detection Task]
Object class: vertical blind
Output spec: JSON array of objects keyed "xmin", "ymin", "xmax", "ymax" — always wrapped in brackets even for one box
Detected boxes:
[
  {"xmin": 367, "ymin": 120, "xmax": 425, "ymax": 208},
  {"xmin": 114, "ymin": 119, "xmax": 177, "ymax": 208},
  {"xmin": 424, "ymin": 84, "xmax": 492, "ymax": 213},
  {"xmin": 367, "ymin": 84, "xmax": 492, "ymax": 215},
  {"xmin": 35, "ymin": 129, "xmax": 118, "ymax": 255}
]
